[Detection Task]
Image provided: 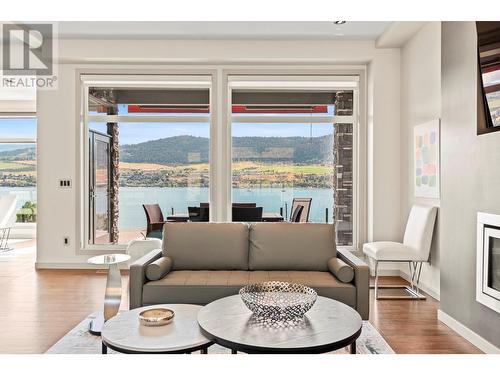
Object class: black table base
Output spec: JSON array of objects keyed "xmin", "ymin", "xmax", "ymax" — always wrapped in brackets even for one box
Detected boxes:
[{"xmin": 101, "ymin": 340, "xmax": 213, "ymax": 354}]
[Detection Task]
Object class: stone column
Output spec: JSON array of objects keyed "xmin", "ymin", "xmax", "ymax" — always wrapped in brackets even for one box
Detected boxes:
[
  {"xmin": 107, "ymin": 106, "xmax": 119, "ymax": 244},
  {"xmin": 333, "ymin": 91, "xmax": 354, "ymax": 246}
]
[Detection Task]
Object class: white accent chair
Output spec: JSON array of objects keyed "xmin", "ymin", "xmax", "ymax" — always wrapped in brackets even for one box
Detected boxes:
[
  {"xmin": 363, "ymin": 204, "xmax": 438, "ymax": 299},
  {"xmin": 0, "ymin": 194, "xmax": 18, "ymax": 251},
  {"xmin": 126, "ymin": 237, "xmax": 162, "ymax": 264}
]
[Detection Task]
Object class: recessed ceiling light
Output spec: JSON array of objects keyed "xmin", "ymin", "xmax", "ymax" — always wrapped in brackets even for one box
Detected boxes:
[{"xmin": 334, "ymin": 21, "xmax": 346, "ymax": 25}]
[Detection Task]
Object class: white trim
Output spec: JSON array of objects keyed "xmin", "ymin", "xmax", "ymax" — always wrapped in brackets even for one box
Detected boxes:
[
  {"xmin": 81, "ymin": 74, "xmax": 212, "ymax": 86},
  {"xmin": 437, "ymin": 310, "xmax": 500, "ymax": 354},
  {"xmin": 228, "ymin": 75, "xmax": 359, "ymax": 86},
  {"xmin": 477, "ymin": 212, "xmax": 500, "ymax": 313},
  {"xmin": 374, "ymin": 269, "xmax": 402, "ymax": 277},
  {"xmin": 482, "ymin": 227, "xmax": 500, "ymax": 302},
  {"xmin": 35, "ymin": 262, "xmax": 129, "ymax": 270},
  {"xmin": 0, "ymin": 113, "xmax": 37, "ymax": 118},
  {"xmin": 228, "ymin": 81, "xmax": 358, "ymax": 90},
  {"xmin": 231, "ymin": 115, "xmax": 353, "ymax": 124},
  {"xmin": 0, "ymin": 138, "xmax": 36, "ymax": 143},
  {"xmin": 87, "ymin": 115, "xmax": 211, "ymax": 123}
]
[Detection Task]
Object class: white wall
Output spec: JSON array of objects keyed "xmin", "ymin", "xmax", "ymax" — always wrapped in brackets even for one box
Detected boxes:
[
  {"xmin": 369, "ymin": 48, "xmax": 401, "ymax": 242},
  {"xmin": 399, "ymin": 22, "xmax": 442, "ymax": 298},
  {"xmin": 57, "ymin": 39, "xmax": 376, "ymax": 64},
  {"xmin": 364, "ymin": 48, "xmax": 403, "ymax": 275},
  {"xmin": 35, "ymin": 38, "xmax": 401, "ymax": 267},
  {"xmin": 36, "ymin": 63, "xmax": 79, "ymax": 265}
]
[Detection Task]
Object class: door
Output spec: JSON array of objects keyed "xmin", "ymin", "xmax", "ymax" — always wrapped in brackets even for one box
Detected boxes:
[{"xmin": 89, "ymin": 131, "xmax": 112, "ymax": 244}]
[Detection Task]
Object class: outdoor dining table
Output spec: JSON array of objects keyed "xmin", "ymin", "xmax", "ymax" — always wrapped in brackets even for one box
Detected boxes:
[{"xmin": 166, "ymin": 212, "xmax": 284, "ymax": 222}]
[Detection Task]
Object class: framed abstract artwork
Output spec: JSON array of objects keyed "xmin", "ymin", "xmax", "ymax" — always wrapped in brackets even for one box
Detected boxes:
[{"xmin": 414, "ymin": 119, "xmax": 440, "ymax": 199}]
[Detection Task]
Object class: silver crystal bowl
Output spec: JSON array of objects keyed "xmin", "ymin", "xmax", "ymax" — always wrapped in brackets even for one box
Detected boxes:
[{"xmin": 239, "ymin": 281, "xmax": 317, "ymax": 321}]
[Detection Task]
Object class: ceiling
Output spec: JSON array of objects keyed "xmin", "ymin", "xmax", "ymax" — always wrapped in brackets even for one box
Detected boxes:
[{"xmin": 57, "ymin": 21, "xmax": 392, "ymax": 41}]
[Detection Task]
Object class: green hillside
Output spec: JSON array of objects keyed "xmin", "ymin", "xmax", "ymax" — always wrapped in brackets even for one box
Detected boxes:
[
  {"xmin": 120, "ymin": 135, "xmax": 333, "ymax": 165},
  {"xmin": 0, "ymin": 147, "xmax": 36, "ymax": 161},
  {"xmin": 0, "ymin": 135, "xmax": 335, "ymax": 165}
]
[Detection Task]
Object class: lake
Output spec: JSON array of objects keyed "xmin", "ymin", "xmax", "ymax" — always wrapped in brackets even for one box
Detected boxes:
[{"xmin": 0, "ymin": 186, "xmax": 333, "ymax": 229}]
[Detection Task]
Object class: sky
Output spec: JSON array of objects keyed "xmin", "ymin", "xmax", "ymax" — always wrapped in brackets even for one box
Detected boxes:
[
  {"xmin": 0, "ymin": 105, "xmax": 335, "ymax": 146},
  {"xmin": 89, "ymin": 122, "xmax": 334, "ymax": 145},
  {"xmin": 90, "ymin": 104, "xmax": 335, "ymax": 144},
  {"xmin": 0, "ymin": 118, "xmax": 37, "ymax": 139}
]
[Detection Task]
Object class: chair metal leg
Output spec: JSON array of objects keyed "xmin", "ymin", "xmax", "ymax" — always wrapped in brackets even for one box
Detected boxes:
[
  {"xmin": 370, "ymin": 260, "xmax": 426, "ymax": 300},
  {"xmin": 408, "ymin": 262, "xmax": 415, "ymax": 292},
  {"xmin": 374, "ymin": 260, "xmax": 379, "ymax": 300},
  {"xmin": 0, "ymin": 227, "xmax": 12, "ymax": 252}
]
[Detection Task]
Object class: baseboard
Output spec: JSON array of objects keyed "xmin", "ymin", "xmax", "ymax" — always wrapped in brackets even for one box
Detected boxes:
[
  {"xmin": 374, "ymin": 269, "xmax": 401, "ymax": 277},
  {"xmin": 35, "ymin": 262, "xmax": 129, "ymax": 270},
  {"xmin": 437, "ymin": 310, "xmax": 500, "ymax": 354}
]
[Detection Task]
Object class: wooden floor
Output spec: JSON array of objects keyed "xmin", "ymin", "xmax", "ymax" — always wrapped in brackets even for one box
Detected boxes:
[{"xmin": 0, "ymin": 241, "xmax": 482, "ymax": 354}]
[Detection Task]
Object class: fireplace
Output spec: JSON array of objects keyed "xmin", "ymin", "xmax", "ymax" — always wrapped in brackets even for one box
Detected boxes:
[{"xmin": 477, "ymin": 213, "xmax": 500, "ymax": 313}]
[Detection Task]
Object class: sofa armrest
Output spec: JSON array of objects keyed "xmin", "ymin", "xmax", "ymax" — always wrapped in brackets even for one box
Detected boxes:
[
  {"xmin": 337, "ymin": 248, "xmax": 369, "ymax": 320},
  {"xmin": 129, "ymin": 249, "xmax": 162, "ymax": 309}
]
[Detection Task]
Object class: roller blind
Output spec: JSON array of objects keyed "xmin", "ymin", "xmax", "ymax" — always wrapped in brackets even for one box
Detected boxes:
[{"xmin": 0, "ymin": 76, "xmax": 36, "ymax": 113}]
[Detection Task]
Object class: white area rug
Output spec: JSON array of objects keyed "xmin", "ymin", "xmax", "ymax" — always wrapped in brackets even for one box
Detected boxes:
[
  {"xmin": 0, "ymin": 241, "xmax": 34, "ymax": 255},
  {"xmin": 46, "ymin": 312, "xmax": 394, "ymax": 354}
]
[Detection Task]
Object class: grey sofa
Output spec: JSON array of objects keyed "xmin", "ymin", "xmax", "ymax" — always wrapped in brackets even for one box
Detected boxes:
[{"xmin": 130, "ymin": 222, "xmax": 369, "ymax": 319}]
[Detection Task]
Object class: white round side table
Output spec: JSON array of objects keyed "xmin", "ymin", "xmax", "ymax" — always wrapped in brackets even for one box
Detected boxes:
[
  {"xmin": 87, "ymin": 253, "xmax": 130, "ymax": 335},
  {"xmin": 102, "ymin": 304, "xmax": 213, "ymax": 354}
]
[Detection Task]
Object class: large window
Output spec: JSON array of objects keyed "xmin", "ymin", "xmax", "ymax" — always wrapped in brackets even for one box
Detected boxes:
[
  {"xmin": 0, "ymin": 118, "xmax": 37, "ymax": 224},
  {"xmin": 83, "ymin": 77, "xmax": 211, "ymax": 246},
  {"xmin": 232, "ymin": 121, "xmax": 334, "ymax": 223},
  {"xmin": 80, "ymin": 74, "xmax": 359, "ymax": 250},
  {"xmin": 230, "ymin": 79, "xmax": 356, "ymax": 246}
]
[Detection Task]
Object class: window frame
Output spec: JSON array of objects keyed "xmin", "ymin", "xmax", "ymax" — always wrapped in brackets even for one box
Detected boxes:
[
  {"xmin": 0, "ymin": 115, "xmax": 37, "ymax": 143},
  {"xmin": 79, "ymin": 74, "xmax": 214, "ymax": 251},
  {"xmin": 77, "ymin": 69, "xmax": 364, "ymax": 253},
  {"xmin": 227, "ymin": 75, "xmax": 359, "ymax": 249},
  {"xmin": 0, "ymin": 115, "xmax": 37, "ymax": 231}
]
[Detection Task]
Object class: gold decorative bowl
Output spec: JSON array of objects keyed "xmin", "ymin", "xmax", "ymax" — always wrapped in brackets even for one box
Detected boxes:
[{"xmin": 138, "ymin": 308, "xmax": 175, "ymax": 327}]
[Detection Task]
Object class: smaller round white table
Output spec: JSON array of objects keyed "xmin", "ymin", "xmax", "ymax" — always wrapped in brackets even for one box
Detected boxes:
[
  {"xmin": 101, "ymin": 304, "xmax": 213, "ymax": 354},
  {"xmin": 87, "ymin": 253, "xmax": 130, "ymax": 335}
]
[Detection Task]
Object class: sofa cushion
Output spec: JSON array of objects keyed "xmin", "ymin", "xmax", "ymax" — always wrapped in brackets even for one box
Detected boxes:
[
  {"xmin": 163, "ymin": 222, "xmax": 249, "ymax": 270},
  {"xmin": 142, "ymin": 270, "xmax": 356, "ymax": 308},
  {"xmin": 248, "ymin": 223, "xmax": 336, "ymax": 271}
]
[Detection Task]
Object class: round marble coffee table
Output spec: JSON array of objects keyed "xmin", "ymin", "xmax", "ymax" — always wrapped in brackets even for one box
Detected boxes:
[
  {"xmin": 197, "ymin": 295, "xmax": 362, "ymax": 354},
  {"xmin": 102, "ymin": 304, "xmax": 213, "ymax": 354},
  {"xmin": 87, "ymin": 253, "xmax": 130, "ymax": 335}
]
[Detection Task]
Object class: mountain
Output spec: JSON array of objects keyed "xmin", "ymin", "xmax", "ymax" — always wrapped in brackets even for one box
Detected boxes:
[
  {"xmin": 0, "ymin": 136, "xmax": 334, "ymax": 165},
  {"xmin": 0, "ymin": 146, "xmax": 36, "ymax": 161},
  {"xmin": 120, "ymin": 135, "xmax": 333, "ymax": 165},
  {"xmin": 121, "ymin": 135, "xmax": 209, "ymax": 164}
]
